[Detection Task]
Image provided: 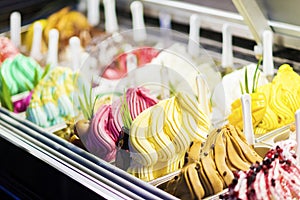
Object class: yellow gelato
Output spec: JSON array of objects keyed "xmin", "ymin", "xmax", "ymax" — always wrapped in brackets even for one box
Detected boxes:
[
  {"xmin": 228, "ymin": 64, "xmax": 300, "ymax": 135},
  {"xmin": 128, "ymin": 92, "xmax": 210, "ymax": 181}
]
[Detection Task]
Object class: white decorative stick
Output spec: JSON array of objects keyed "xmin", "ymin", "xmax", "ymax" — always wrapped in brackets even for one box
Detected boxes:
[
  {"xmin": 196, "ymin": 74, "xmax": 209, "ymax": 117},
  {"xmin": 262, "ymin": 30, "xmax": 274, "ymax": 77},
  {"xmin": 295, "ymin": 109, "xmax": 300, "ymax": 163},
  {"xmin": 87, "ymin": 0, "xmax": 100, "ymax": 26},
  {"xmin": 159, "ymin": 12, "xmax": 171, "ymax": 29},
  {"xmin": 160, "ymin": 65, "xmax": 170, "ymax": 99},
  {"xmin": 69, "ymin": 36, "xmax": 81, "ymax": 71},
  {"xmin": 130, "ymin": 1, "xmax": 147, "ymax": 42},
  {"xmin": 10, "ymin": 11, "xmax": 21, "ymax": 48},
  {"xmin": 46, "ymin": 29, "xmax": 59, "ymax": 68},
  {"xmin": 188, "ymin": 14, "xmax": 201, "ymax": 57},
  {"xmin": 221, "ymin": 23, "xmax": 233, "ymax": 69},
  {"xmin": 241, "ymin": 94, "xmax": 255, "ymax": 145},
  {"xmin": 103, "ymin": 0, "xmax": 119, "ymax": 34},
  {"xmin": 126, "ymin": 53, "xmax": 137, "ymax": 86},
  {"xmin": 30, "ymin": 22, "xmax": 43, "ymax": 61}
]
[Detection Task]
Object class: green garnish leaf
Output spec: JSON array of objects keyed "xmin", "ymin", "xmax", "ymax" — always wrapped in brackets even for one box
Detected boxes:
[
  {"xmin": 89, "ymin": 79, "xmax": 93, "ymax": 117},
  {"xmin": 245, "ymin": 67, "xmax": 249, "ymax": 94},
  {"xmin": 33, "ymin": 67, "xmax": 40, "ymax": 87},
  {"xmin": 78, "ymin": 79, "xmax": 97, "ymax": 120},
  {"xmin": 41, "ymin": 64, "xmax": 51, "ymax": 80},
  {"xmin": 1, "ymin": 78, "xmax": 13, "ymax": 111},
  {"xmin": 252, "ymin": 58, "xmax": 262, "ymax": 93},
  {"xmin": 239, "ymin": 81, "xmax": 244, "ymax": 95},
  {"xmin": 83, "ymin": 85, "xmax": 91, "ymax": 119},
  {"xmin": 79, "ymin": 96, "xmax": 90, "ymax": 119},
  {"xmin": 169, "ymin": 81, "xmax": 176, "ymax": 97},
  {"xmin": 24, "ymin": 82, "xmax": 32, "ymax": 91},
  {"xmin": 254, "ymin": 71, "xmax": 261, "ymax": 93},
  {"xmin": 120, "ymin": 92, "xmax": 132, "ymax": 129}
]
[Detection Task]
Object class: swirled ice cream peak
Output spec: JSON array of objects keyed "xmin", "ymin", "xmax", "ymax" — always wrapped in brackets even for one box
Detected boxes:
[{"xmin": 128, "ymin": 91, "xmax": 210, "ymax": 181}]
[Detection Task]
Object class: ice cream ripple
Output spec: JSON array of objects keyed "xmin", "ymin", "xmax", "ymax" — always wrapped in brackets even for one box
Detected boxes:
[
  {"xmin": 128, "ymin": 92, "xmax": 210, "ymax": 181},
  {"xmin": 221, "ymin": 140, "xmax": 300, "ymax": 200}
]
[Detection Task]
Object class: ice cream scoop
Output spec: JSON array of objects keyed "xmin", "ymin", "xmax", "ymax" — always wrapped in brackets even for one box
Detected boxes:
[
  {"xmin": 26, "ymin": 67, "xmax": 76, "ymax": 128},
  {"xmin": 75, "ymin": 86, "xmax": 159, "ymax": 162},
  {"xmin": 84, "ymin": 104, "xmax": 117, "ymax": 161},
  {"xmin": 0, "ymin": 36, "xmax": 19, "ymax": 65},
  {"xmin": 101, "ymin": 47, "xmax": 159, "ymax": 80},
  {"xmin": 212, "ymin": 63, "xmax": 268, "ymax": 123},
  {"xmin": 0, "ymin": 54, "xmax": 42, "ymax": 112},
  {"xmin": 128, "ymin": 91, "xmax": 210, "ymax": 181},
  {"xmin": 228, "ymin": 64, "xmax": 300, "ymax": 135},
  {"xmin": 0, "ymin": 54, "xmax": 42, "ymax": 95},
  {"xmin": 229, "ymin": 92, "xmax": 267, "ymax": 131},
  {"xmin": 164, "ymin": 124, "xmax": 262, "ymax": 199},
  {"xmin": 221, "ymin": 140, "xmax": 300, "ymax": 199}
]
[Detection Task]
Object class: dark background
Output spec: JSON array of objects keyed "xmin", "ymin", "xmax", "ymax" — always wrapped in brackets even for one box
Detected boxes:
[{"xmin": 0, "ymin": 0, "xmax": 78, "ymax": 32}]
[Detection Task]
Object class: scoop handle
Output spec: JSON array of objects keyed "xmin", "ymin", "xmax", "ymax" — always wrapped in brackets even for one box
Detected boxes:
[
  {"xmin": 159, "ymin": 12, "xmax": 171, "ymax": 29},
  {"xmin": 188, "ymin": 14, "xmax": 201, "ymax": 57},
  {"xmin": 196, "ymin": 74, "xmax": 209, "ymax": 117},
  {"xmin": 241, "ymin": 94, "xmax": 255, "ymax": 145},
  {"xmin": 221, "ymin": 23, "xmax": 233, "ymax": 69},
  {"xmin": 262, "ymin": 30, "xmax": 274, "ymax": 77},
  {"xmin": 30, "ymin": 22, "xmax": 43, "ymax": 61},
  {"xmin": 10, "ymin": 12, "xmax": 21, "ymax": 48},
  {"xmin": 295, "ymin": 109, "xmax": 300, "ymax": 162},
  {"xmin": 130, "ymin": 1, "xmax": 147, "ymax": 42},
  {"xmin": 87, "ymin": 0, "xmax": 100, "ymax": 26},
  {"xmin": 69, "ymin": 36, "xmax": 81, "ymax": 71},
  {"xmin": 47, "ymin": 29, "xmax": 59, "ymax": 68},
  {"xmin": 103, "ymin": 0, "xmax": 119, "ymax": 33}
]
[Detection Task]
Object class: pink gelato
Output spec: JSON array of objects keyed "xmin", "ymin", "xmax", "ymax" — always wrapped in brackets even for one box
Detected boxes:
[
  {"xmin": 77, "ymin": 87, "xmax": 158, "ymax": 162},
  {"xmin": 89, "ymin": 105, "xmax": 117, "ymax": 161},
  {"xmin": 102, "ymin": 47, "xmax": 159, "ymax": 80},
  {"xmin": 221, "ymin": 140, "xmax": 300, "ymax": 199},
  {"xmin": 0, "ymin": 37, "xmax": 19, "ymax": 65}
]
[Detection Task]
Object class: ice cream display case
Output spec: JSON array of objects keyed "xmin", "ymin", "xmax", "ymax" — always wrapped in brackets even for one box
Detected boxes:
[{"xmin": 1, "ymin": 0, "xmax": 300, "ymax": 199}]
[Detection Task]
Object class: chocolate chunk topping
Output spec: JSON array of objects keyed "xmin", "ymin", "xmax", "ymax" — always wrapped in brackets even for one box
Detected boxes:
[
  {"xmin": 232, "ymin": 178, "xmax": 238, "ymax": 185},
  {"xmin": 223, "ymin": 171, "xmax": 227, "ymax": 176},
  {"xmin": 255, "ymin": 165, "xmax": 262, "ymax": 173},
  {"xmin": 271, "ymin": 178, "xmax": 276, "ymax": 187}
]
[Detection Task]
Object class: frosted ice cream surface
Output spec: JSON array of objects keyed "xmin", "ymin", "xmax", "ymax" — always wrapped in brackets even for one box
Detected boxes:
[
  {"xmin": 128, "ymin": 92, "xmax": 210, "ymax": 181},
  {"xmin": 24, "ymin": 7, "xmax": 92, "ymax": 53},
  {"xmin": 228, "ymin": 64, "xmax": 300, "ymax": 135},
  {"xmin": 0, "ymin": 36, "xmax": 19, "ymax": 65},
  {"xmin": 221, "ymin": 140, "xmax": 300, "ymax": 200},
  {"xmin": 26, "ymin": 67, "xmax": 76, "ymax": 128},
  {"xmin": 0, "ymin": 54, "xmax": 42, "ymax": 112},
  {"xmin": 76, "ymin": 87, "xmax": 159, "ymax": 162},
  {"xmin": 163, "ymin": 124, "xmax": 262, "ymax": 199},
  {"xmin": 0, "ymin": 54, "xmax": 42, "ymax": 96},
  {"xmin": 101, "ymin": 47, "xmax": 159, "ymax": 80},
  {"xmin": 212, "ymin": 63, "xmax": 268, "ymax": 123}
]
